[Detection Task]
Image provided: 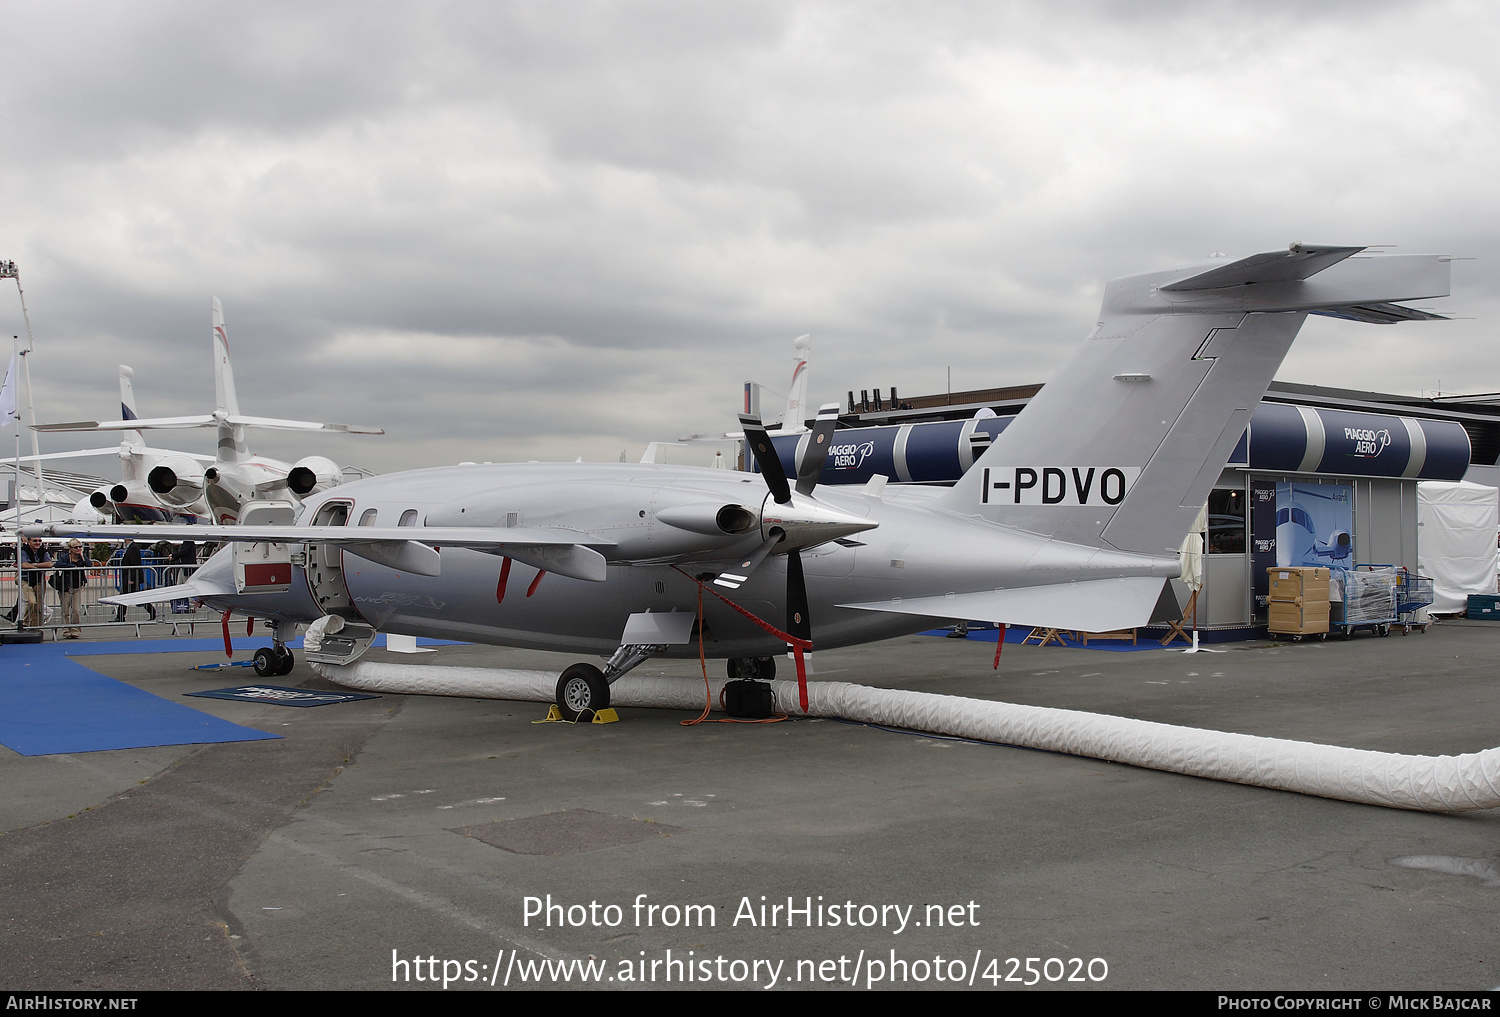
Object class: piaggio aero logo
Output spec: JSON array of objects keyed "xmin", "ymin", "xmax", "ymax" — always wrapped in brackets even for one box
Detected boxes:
[
  {"xmin": 1344, "ymin": 427, "xmax": 1391, "ymax": 458},
  {"xmin": 829, "ymin": 441, "xmax": 876, "ymax": 470}
]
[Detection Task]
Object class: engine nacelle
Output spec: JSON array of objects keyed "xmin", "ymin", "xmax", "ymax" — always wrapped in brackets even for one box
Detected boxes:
[
  {"xmin": 287, "ymin": 456, "xmax": 345, "ymax": 497},
  {"xmin": 90, "ymin": 486, "xmax": 115, "ymax": 510},
  {"xmin": 147, "ymin": 456, "xmax": 207, "ymax": 507},
  {"xmin": 656, "ymin": 503, "xmax": 760, "ymax": 536}
]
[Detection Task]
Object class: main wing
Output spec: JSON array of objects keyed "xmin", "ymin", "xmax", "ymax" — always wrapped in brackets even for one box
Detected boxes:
[
  {"xmin": 839, "ymin": 577, "xmax": 1181, "ymax": 633},
  {"xmin": 22, "ymin": 522, "xmax": 616, "ymax": 583}
]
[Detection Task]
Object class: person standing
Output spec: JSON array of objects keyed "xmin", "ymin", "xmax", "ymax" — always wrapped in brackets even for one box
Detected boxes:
[
  {"xmin": 19, "ymin": 536, "xmax": 52, "ymax": 629},
  {"xmin": 115, "ymin": 541, "xmax": 156, "ymax": 622},
  {"xmin": 55, "ymin": 539, "xmax": 91, "ymax": 639}
]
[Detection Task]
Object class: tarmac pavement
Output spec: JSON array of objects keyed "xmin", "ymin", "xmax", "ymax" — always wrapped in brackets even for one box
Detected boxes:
[{"xmin": 3, "ymin": 621, "xmax": 1500, "ymax": 991}]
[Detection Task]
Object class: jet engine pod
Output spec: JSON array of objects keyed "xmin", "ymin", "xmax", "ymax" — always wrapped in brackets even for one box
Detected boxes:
[
  {"xmin": 288, "ymin": 456, "xmax": 344, "ymax": 497},
  {"xmin": 89, "ymin": 486, "xmax": 115, "ymax": 510},
  {"xmin": 147, "ymin": 456, "xmax": 207, "ymax": 506},
  {"xmin": 656, "ymin": 503, "xmax": 761, "ymax": 536}
]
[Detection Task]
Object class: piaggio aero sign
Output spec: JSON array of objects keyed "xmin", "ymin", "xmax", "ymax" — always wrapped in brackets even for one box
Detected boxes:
[
  {"xmin": 980, "ymin": 466, "xmax": 1142, "ymax": 506},
  {"xmin": 1344, "ymin": 426, "xmax": 1391, "ymax": 458},
  {"xmin": 829, "ymin": 440, "xmax": 876, "ymax": 471}
]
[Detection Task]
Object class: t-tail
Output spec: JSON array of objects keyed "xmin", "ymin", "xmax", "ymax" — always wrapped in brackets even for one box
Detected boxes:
[
  {"xmin": 118, "ymin": 364, "xmax": 143, "ymax": 448},
  {"xmin": 782, "ymin": 333, "xmax": 812, "ymax": 433},
  {"xmin": 211, "ymin": 296, "xmax": 249, "ymax": 464},
  {"xmin": 944, "ymin": 245, "xmax": 1451, "ymax": 556}
]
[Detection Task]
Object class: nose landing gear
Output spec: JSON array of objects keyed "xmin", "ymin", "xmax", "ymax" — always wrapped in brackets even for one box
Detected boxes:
[{"xmin": 252, "ymin": 620, "xmax": 296, "ymax": 677}]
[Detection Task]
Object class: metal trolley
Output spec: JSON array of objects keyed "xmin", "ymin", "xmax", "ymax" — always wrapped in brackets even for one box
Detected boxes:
[
  {"xmin": 1395, "ymin": 568, "xmax": 1434, "ymax": 634},
  {"xmin": 1330, "ymin": 564, "xmax": 1400, "ymax": 639},
  {"xmin": 1328, "ymin": 564, "xmax": 1432, "ymax": 638}
]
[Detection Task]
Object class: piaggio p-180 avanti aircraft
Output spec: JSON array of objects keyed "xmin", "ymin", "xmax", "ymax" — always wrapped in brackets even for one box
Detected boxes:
[{"xmin": 29, "ymin": 245, "xmax": 1451, "ymax": 717}]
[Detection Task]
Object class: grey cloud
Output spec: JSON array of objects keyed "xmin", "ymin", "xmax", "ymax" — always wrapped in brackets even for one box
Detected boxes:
[{"xmin": 1, "ymin": 1, "xmax": 1497, "ymax": 477}]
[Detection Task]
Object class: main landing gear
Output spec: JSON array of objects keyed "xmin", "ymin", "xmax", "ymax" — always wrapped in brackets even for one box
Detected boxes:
[
  {"xmin": 552, "ymin": 612, "xmax": 701, "ymax": 721},
  {"xmin": 553, "ymin": 641, "xmax": 669, "ymax": 721},
  {"xmin": 252, "ymin": 621, "xmax": 296, "ymax": 677},
  {"xmin": 726, "ymin": 656, "xmax": 776, "ymax": 680}
]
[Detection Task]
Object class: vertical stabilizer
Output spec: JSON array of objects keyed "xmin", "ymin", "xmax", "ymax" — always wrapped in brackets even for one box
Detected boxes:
[
  {"xmin": 211, "ymin": 297, "xmax": 248, "ymax": 463},
  {"xmin": 117, "ymin": 365, "xmax": 143, "ymax": 448},
  {"xmin": 943, "ymin": 247, "xmax": 1450, "ymax": 557},
  {"xmin": 211, "ymin": 297, "xmax": 240, "ymax": 418},
  {"xmin": 782, "ymin": 334, "xmax": 812, "ymax": 433}
]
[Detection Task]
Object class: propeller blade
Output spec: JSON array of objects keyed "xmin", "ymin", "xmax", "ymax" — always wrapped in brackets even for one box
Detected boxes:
[
  {"xmin": 794, "ymin": 404, "xmax": 839, "ymax": 497},
  {"xmin": 786, "ymin": 548, "xmax": 811, "ymax": 645},
  {"xmin": 739, "ymin": 413, "xmax": 791, "ymax": 505},
  {"xmin": 711, "ymin": 535, "xmax": 780, "ymax": 591},
  {"xmin": 786, "ymin": 548, "xmax": 812, "ymax": 712}
]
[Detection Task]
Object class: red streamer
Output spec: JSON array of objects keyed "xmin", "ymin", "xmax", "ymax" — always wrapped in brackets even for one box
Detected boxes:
[
  {"xmin": 495, "ymin": 557, "xmax": 512, "ymax": 604},
  {"xmin": 670, "ymin": 566, "xmax": 813, "ymax": 712}
]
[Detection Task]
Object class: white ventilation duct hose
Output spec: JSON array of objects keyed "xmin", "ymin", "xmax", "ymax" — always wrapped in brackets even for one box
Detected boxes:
[{"xmin": 314, "ymin": 661, "xmax": 1500, "ymax": 813}]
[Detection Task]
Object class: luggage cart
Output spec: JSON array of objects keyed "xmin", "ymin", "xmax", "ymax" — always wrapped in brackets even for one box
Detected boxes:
[
  {"xmin": 1330, "ymin": 564, "xmax": 1400, "ymax": 639},
  {"xmin": 1395, "ymin": 568, "xmax": 1434, "ymax": 634}
]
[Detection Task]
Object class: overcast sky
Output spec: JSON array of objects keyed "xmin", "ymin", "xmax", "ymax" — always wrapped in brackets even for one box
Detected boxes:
[{"xmin": 3, "ymin": 0, "xmax": 1497, "ymax": 476}]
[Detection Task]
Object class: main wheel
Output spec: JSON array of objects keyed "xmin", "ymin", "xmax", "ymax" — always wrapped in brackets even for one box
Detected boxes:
[
  {"xmin": 556, "ymin": 663, "xmax": 609, "ymax": 721},
  {"xmin": 726, "ymin": 658, "xmax": 757, "ymax": 680},
  {"xmin": 253, "ymin": 646, "xmax": 278, "ymax": 677},
  {"xmin": 276, "ymin": 647, "xmax": 295, "ymax": 675},
  {"xmin": 752, "ymin": 656, "xmax": 776, "ymax": 680}
]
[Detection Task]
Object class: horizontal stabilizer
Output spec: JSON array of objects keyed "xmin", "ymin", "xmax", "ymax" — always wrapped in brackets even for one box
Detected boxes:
[
  {"xmin": 226, "ymin": 414, "xmax": 384, "ymax": 434},
  {"xmin": 839, "ymin": 577, "xmax": 1176, "ymax": 633},
  {"xmin": 36, "ymin": 415, "xmax": 216, "ymax": 432},
  {"xmin": 100, "ymin": 575, "xmax": 234, "ymax": 607},
  {"xmin": 1310, "ymin": 302, "xmax": 1448, "ymax": 324},
  {"xmin": 1159, "ymin": 244, "xmax": 1364, "ymax": 291},
  {"xmin": 13, "ymin": 446, "xmax": 210, "ymax": 463},
  {"xmin": 36, "ymin": 414, "xmax": 382, "ymax": 434}
]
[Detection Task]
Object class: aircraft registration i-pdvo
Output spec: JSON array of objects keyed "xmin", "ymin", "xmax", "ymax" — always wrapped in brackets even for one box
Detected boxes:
[{"xmin": 29, "ymin": 245, "xmax": 1452, "ymax": 717}]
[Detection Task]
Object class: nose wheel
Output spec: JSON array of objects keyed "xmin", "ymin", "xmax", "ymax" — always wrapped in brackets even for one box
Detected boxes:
[
  {"xmin": 555, "ymin": 663, "xmax": 610, "ymax": 721},
  {"xmin": 253, "ymin": 645, "xmax": 295, "ymax": 677}
]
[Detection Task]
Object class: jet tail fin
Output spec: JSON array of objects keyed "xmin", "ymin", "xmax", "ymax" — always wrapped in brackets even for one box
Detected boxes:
[
  {"xmin": 118, "ymin": 365, "xmax": 143, "ymax": 448},
  {"xmin": 942, "ymin": 246, "xmax": 1451, "ymax": 557},
  {"xmin": 211, "ymin": 296, "xmax": 239, "ymax": 419},
  {"xmin": 210, "ymin": 296, "xmax": 250, "ymax": 464},
  {"xmin": 782, "ymin": 334, "xmax": 812, "ymax": 432}
]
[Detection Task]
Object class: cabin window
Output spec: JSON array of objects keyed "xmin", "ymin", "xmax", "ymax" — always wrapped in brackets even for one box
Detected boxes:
[
  {"xmin": 399, "ymin": 509, "xmax": 418, "ymax": 527},
  {"xmin": 359, "ymin": 508, "xmax": 378, "ymax": 526}
]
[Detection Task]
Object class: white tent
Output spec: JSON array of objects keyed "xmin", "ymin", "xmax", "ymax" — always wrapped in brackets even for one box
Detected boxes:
[{"xmin": 1417, "ymin": 481, "xmax": 1499, "ymax": 614}]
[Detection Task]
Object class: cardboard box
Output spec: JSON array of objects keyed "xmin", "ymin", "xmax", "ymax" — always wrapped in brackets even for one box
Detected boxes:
[
  {"xmin": 1269, "ymin": 600, "xmax": 1331, "ymax": 635},
  {"xmin": 1268, "ymin": 567, "xmax": 1331, "ymax": 604}
]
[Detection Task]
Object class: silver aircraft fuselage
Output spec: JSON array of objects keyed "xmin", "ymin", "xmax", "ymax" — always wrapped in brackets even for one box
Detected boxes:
[{"xmin": 186, "ymin": 461, "xmax": 1174, "ymax": 658}]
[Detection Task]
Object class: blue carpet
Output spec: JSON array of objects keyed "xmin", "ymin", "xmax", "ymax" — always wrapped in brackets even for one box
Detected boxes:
[
  {"xmin": 0, "ymin": 643, "xmax": 280, "ymax": 756},
  {"xmin": 0, "ymin": 634, "xmax": 460, "ymax": 756}
]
